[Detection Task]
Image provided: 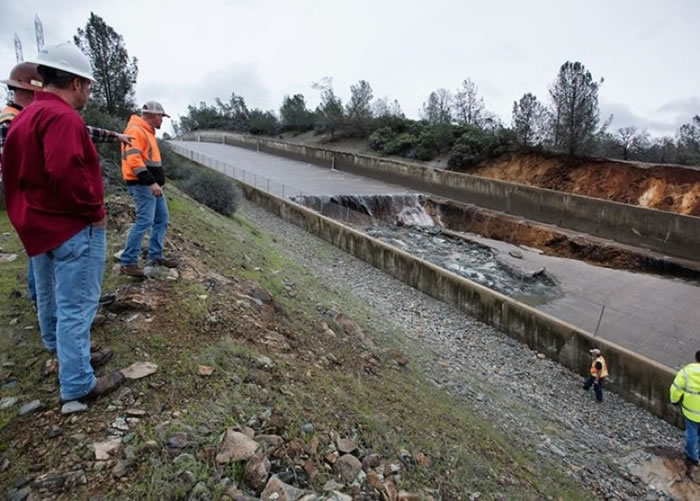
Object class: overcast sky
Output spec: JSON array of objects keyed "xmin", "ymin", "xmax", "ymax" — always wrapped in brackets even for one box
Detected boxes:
[{"xmin": 1, "ymin": 0, "xmax": 698, "ymax": 137}]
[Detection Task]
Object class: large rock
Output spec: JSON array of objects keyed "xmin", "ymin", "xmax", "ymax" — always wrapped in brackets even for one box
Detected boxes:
[
  {"xmin": 18, "ymin": 400, "xmax": 45, "ymax": 416},
  {"xmin": 260, "ymin": 475, "xmax": 307, "ymax": 501},
  {"xmin": 334, "ymin": 454, "xmax": 362, "ymax": 483},
  {"xmin": 334, "ymin": 313, "xmax": 363, "ymax": 337},
  {"xmin": 336, "ymin": 438, "xmax": 357, "ymax": 454},
  {"xmin": 216, "ymin": 429, "xmax": 260, "ymax": 464},
  {"xmin": 243, "ymin": 453, "xmax": 271, "ymax": 493},
  {"xmin": 94, "ymin": 438, "xmax": 122, "ymax": 460},
  {"xmin": 106, "ymin": 287, "xmax": 157, "ymax": 313}
]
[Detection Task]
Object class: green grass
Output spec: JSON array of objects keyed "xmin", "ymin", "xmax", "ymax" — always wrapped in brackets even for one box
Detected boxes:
[{"xmin": 0, "ymin": 187, "xmax": 589, "ymax": 500}]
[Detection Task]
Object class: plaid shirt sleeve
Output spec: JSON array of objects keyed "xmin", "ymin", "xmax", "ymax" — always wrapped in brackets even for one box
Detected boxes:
[
  {"xmin": 86, "ymin": 125, "xmax": 119, "ymax": 144},
  {"xmin": 0, "ymin": 121, "xmax": 9, "ymax": 178}
]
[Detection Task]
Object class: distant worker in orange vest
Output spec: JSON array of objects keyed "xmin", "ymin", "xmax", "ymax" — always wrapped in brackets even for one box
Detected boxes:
[
  {"xmin": 583, "ymin": 348, "xmax": 608, "ymax": 402},
  {"xmin": 119, "ymin": 101, "xmax": 178, "ymax": 277}
]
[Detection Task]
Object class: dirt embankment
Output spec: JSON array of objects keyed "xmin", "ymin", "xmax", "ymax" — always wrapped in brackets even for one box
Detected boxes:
[{"xmin": 456, "ymin": 152, "xmax": 700, "ymax": 216}]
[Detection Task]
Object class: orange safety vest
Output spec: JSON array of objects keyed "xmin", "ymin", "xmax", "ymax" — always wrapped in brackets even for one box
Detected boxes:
[
  {"xmin": 121, "ymin": 115, "xmax": 162, "ymax": 182},
  {"xmin": 0, "ymin": 104, "xmax": 21, "ymax": 124},
  {"xmin": 590, "ymin": 356, "xmax": 609, "ymax": 379}
]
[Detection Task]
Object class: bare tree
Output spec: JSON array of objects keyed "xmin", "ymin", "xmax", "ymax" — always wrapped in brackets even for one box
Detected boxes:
[
  {"xmin": 615, "ymin": 126, "xmax": 649, "ymax": 160},
  {"xmin": 453, "ymin": 78, "xmax": 485, "ymax": 127},
  {"xmin": 421, "ymin": 88, "xmax": 452, "ymax": 124},
  {"xmin": 372, "ymin": 97, "xmax": 404, "ymax": 118}
]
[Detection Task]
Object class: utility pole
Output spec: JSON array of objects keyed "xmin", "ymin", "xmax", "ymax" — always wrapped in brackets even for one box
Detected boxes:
[
  {"xmin": 14, "ymin": 34, "xmax": 23, "ymax": 63},
  {"xmin": 34, "ymin": 14, "xmax": 45, "ymax": 52}
]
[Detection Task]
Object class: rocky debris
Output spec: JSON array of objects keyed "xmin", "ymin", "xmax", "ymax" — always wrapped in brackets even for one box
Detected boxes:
[
  {"xmin": 121, "ymin": 361, "xmax": 158, "ymax": 379},
  {"xmin": 41, "ymin": 358, "xmax": 58, "ymax": 378},
  {"xmin": 144, "ymin": 265, "xmax": 179, "ymax": 281},
  {"xmin": 256, "ymin": 434, "xmax": 284, "ymax": 447},
  {"xmin": 0, "ymin": 396, "xmax": 19, "ymax": 409},
  {"xmin": 390, "ymin": 351, "xmax": 409, "ymax": 367},
  {"xmin": 94, "ymin": 438, "xmax": 122, "ymax": 460},
  {"xmin": 509, "ymin": 249, "xmax": 523, "ymax": 259},
  {"xmin": 333, "ymin": 313, "xmax": 362, "ymax": 338},
  {"xmin": 243, "ymin": 452, "xmax": 271, "ymax": 493},
  {"xmin": 0, "ymin": 252, "xmax": 18, "ymax": 263},
  {"xmin": 197, "ymin": 365, "xmax": 215, "ymax": 376},
  {"xmin": 336, "ymin": 438, "xmax": 357, "ymax": 454},
  {"xmin": 112, "ymin": 460, "xmax": 130, "ymax": 478},
  {"xmin": 216, "ymin": 429, "xmax": 260, "ymax": 464},
  {"xmin": 141, "ymin": 440, "xmax": 159, "ymax": 453},
  {"xmin": 168, "ymin": 432, "xmax": 188, "ymax": 449},
  {"xmin": 334, "ymin": 454, "xmax": 362, "ymax": 483},
  {"xmin": 106, "ymin": 286, "xmax": 158, "ymax": 313},
  {"xmin": 18, "ymin": 400, "xmax": 45, "ymax": 416},
  {"xmin": 8, "ymin": 486, "xmax": 31, "ymax": 501},
  {"xmin": 61, "ymin": 401, "xmax": 88, "ymax": 414},
  {"xmin": 261, "ymin": 475, "xmax": 307, "ymax": 501},
  {"xmin": 242, "ymin": 201, "xmax": 685, "ymax": 501}
]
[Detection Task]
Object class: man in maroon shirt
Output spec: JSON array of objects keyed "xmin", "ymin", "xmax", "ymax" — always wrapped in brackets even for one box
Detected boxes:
[{"xmin": 1, "ymin": 42, "xmax": 124, "ymax": 403}]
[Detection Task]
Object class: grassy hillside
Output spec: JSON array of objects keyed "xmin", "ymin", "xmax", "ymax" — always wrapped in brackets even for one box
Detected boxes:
[{"xmin": 0, "ymin": 186, "xmax": 587, "ymax": 499}]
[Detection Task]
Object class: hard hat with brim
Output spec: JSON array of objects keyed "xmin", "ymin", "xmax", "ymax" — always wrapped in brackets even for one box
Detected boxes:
[
  {"xmin": 25, "ymin": 41, "xmax": 95, "ymax": 82},
  {"xmin": 1, "ymin": 62, "xmax": 43, "ymax": 91},
  {"xmin": 142, "ymin": 101, "xmax": 170, "ymax": 118},
  {"xmin": 590, "ymin": 348, "xmax": 601, "ymax": 355}
]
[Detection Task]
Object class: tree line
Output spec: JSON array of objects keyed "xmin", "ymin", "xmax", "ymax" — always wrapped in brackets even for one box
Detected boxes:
[
  {"xmin": 65, "ymin": 12, "xmax": 699, "ymax": 168},
  {"xmin": 176, "ymin": 62, "xmax": 700, "ymax": 168}
]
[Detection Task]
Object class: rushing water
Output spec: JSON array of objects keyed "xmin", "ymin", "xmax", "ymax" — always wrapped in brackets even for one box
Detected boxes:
[{"xmin": 365, "ymin": 225, "xmax": 559, "ymax": 299}]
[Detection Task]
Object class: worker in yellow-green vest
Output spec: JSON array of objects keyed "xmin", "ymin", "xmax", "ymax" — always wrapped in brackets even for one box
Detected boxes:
[{"xmin": 670, "ymin": 349, "xmax": 700, "ymax": 465}]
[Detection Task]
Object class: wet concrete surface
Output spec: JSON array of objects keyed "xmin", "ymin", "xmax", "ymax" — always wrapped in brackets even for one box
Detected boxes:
[
  {"xmin": 462, "ymin": 232, "xmax": 699, "ymax": 369},
  {"xmin": 176, "ymin": 141, "xmax": 415, "ymax": 197},
  {"xmin": 172, "ymin": 141, "xmax": 700, "ymax": 370}
]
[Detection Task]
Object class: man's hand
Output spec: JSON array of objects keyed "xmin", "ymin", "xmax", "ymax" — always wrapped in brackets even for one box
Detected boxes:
[
  {"xmin": 150, "ymin": 183, "xmax": 163, "ymax": 197},
  {"xmin": 116, "ymin": 133, "xmax": 134, "ymax": 146}
]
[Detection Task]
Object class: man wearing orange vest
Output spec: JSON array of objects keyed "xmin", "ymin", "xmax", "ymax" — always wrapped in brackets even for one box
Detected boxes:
[
  {"xmin": 583, "ymin": 348, "xmax": 608, "ymax": 402},
  {"xmin": 119, "ymin": 101, "xmax": 178, "ymax": 277}
]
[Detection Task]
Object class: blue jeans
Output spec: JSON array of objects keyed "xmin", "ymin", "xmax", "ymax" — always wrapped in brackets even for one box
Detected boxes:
[
  {"xmin": 686, "ymin": 416, "xmax": 699, "ymax": 462},
  {"xmin": 27, "ymin": 259, "xmax": 37, "ymax": 305},
  {"xmin": 120, "ymin": 185, "xmax": 169, "ymax": 265},
  {"xmin": 32, "ymin": 226, "xmax": 106, "ymax": 401}
]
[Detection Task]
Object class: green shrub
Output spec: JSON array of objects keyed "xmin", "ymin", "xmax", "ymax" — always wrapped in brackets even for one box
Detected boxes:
[
  {"xmin": 159, "ymin": 142, "xmax": 195, "ymax": 182},
  {"xmin": 447, "ymin": 126, "xmax": 518, "ymax": 168},
  {"xmin": 181, "ymin": 169, "xmax": 242, "ymax": 217}
]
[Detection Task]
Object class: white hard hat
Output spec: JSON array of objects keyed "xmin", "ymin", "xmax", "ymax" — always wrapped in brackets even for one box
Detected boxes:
[
  {"xmin": 26, "ymin": 42, "xmax": 95, "ymax": 82},
  {"xmin": 142, "ymin": 101, "xmax": 170, "ymax": 118}
]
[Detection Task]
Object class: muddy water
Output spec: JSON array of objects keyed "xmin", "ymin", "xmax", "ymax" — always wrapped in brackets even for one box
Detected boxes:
[{"xmin": 364, "ymin": 225, "xmax": 560, "ymax": 299}]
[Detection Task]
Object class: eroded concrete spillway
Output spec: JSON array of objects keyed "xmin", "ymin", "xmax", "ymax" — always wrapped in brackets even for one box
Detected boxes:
[{"xmin": 173, "ymin": 140, "xmax": 700, "ymax": 369}]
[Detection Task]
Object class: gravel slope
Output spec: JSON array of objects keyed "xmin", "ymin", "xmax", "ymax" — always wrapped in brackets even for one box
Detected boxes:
[{"xmin": 240, "ymin": 200, "xmax": 686, "ymax": 500}]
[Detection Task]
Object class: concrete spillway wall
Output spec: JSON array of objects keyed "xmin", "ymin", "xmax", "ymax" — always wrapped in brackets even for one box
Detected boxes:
[
  {"xmin": 183, "ymin": 131, "xmax": 700, "ymax": 263},
  {"xmin": 174, "ymin": 142, "xmax": 683, "ymax": 428}
]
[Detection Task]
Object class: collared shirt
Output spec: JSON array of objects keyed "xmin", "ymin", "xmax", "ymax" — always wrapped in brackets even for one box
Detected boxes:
[
  {"xmin": 1, "ymin": 92, "xmax": 105, "ymax": 256},
  {"xmin": 0, "ymin": 104, "xmax": 119, "ymax": 176}
]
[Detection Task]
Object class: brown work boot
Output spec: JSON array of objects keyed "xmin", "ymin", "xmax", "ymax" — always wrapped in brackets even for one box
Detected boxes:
[
  {"xmin": 120, "ymin": 264, "xmax": 145, "ymax": 278},
  {"xmin": 150, "ymin": 257, "xmax": 178, "ymax": 268},
  {"xmin": 90, "ymin": 349, "xmax": 114, "ymax": 369},
  {"xmin": 74, "ymin": 371, "xmax": 125, "ymax": 403}
]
